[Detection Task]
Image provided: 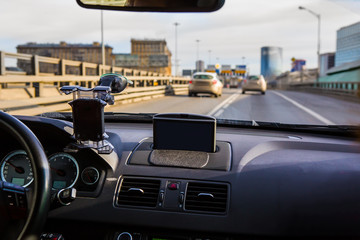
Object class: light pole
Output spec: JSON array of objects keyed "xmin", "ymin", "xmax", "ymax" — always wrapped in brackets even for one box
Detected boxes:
[
  {"xmin": 174, "ymin": 22, "xmax": 180, "ymax": 76},
  {"xmin": 196, "ymin": 40, "xmax": 200, "ymax": 71},
  {"xmin": 208, "ymin": 50, "xmax": 212, "ymax": 65},
  {"xmin": 196, "ymin": 40, "xmax": 200, "ymax": 61},
  {"xmin": 101, "ymin": 10, "xmax": 105, "ymax": 68},
  {"xmin": 299, "ymin": 6, "xmax": 321, "ymax": 81}
]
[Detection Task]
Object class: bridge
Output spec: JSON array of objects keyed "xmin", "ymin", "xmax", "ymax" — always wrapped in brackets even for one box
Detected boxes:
[
  {"xmin": 0, "ymin": 51, "xmax": 359, "ymax": 125},
  {"xmin": 0, "ymin": 51, "xmax": 189, "ymax": 115}
]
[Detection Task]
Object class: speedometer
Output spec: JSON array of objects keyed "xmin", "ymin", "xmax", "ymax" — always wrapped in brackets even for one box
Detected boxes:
[
  {"xmin": 0, "ymin": 150, "xmax": 33, "ymax": 187},
  {"xmin": 48, "ymin": 153, "xmax": 79, "ymax": 190}
]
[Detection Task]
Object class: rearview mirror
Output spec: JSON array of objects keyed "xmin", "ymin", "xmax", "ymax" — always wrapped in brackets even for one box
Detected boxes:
[{"xmin": 76, "ymin": 0, "xmax": 225, "ymax": 12}]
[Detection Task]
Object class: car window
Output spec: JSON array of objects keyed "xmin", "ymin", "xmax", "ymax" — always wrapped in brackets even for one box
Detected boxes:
[
  {"xmin": 193, "ymin": 75, "xmax": 214, "ymax": 80},
  {"xmin": 248, "ymin": 76, "xmax": 259, "ymax": 81}
]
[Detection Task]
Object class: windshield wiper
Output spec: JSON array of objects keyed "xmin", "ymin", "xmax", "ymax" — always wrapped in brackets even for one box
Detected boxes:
[
  {"xmin": 216, "ymin": 118, "xmax": 360, "ymax": 137},
  {"xmin": 39, "ymin": 112, "xmax": 359, "ymax": 137}
]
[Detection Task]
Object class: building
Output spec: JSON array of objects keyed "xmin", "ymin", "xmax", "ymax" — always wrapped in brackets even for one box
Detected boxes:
[
  {"xmin": 260, "ymin": 46, "xmax": 283, "ymax": 80},
  {"xmin": 335, "ymin": 21, "xmax": 360, "ymax": 67},
  {"xmin": 320, "ymin": 53, "xmax": 335, "ymax": 77},
  {"xmin": 16, "ymin": 41, "xmax": 113, "ymax": 74},
  {"xmin": 319, "ymin": 59, "xmax": 360, "ymax": 89},
  {"xmin": 130, "ymin": 39, "xmax": 172, "ymax": 75},
  {"xmin": 113, "ymin": 53, "xmax": 139, "ymax": 68},
  {"xmin": 195, "ymin": 60, "xmax": 205, "ymax": 72}
]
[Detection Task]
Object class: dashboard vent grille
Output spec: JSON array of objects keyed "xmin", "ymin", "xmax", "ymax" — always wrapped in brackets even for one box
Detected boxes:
[
  {"xmin": 185, "ymin": 182, "xmax": 228, "ymax": 213},
  {"xmin": 117, "ymin": 177, "xmax": 161, "ymax": 208}
]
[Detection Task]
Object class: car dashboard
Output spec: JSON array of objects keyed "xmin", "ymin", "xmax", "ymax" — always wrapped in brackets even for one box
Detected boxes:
[{"xmin": 1, "ymin": 115, "xmax": 360, "ymax": 240}]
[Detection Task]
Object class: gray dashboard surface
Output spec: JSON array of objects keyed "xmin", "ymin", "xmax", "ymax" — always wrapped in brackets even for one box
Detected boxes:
[
  {"xmin": 41, "ymin": 122, "xmax": 360, "ymax": 237},
  {"xmin": 128, "ymin": 137, "xmax": 232, "ymax": 171}
]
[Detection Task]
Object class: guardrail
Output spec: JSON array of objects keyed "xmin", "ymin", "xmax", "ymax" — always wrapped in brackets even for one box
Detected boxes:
[
  {"xmin": 0, "ymin": 51, "xmax": 190, "ymax": 115},
  {"xmin": 2, "ymin": 84, "xmax": 189, "ymax": 116},
  {"xmin": 284, "ymin": 81, "xmax": 360, "ymax": 100}
]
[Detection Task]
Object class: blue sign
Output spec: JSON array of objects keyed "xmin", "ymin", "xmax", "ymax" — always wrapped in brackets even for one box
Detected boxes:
[
  {"xmin": 236, "ymin": 65, "xmax": 246, "ymax": 70},
  {"xmin": 291, "ymin": 60, "xmax": 306, "ymax": 72}
]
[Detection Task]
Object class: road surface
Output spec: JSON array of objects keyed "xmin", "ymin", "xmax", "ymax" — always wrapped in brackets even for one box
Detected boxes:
[{"xmin": 107, "ymin": 89, "xmax": 360, "ymax": 125}]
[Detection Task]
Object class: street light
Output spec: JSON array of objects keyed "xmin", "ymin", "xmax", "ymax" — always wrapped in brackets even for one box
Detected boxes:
[
  {"xmin": 196, "ymin": 40, "xmax": 200, "ymax": 71},
  {"xmin": 196, "ymin": 39, "xmax": 200, "ymax": 60},
  {"xmin": 101, "ymin": 10, "xmax": 105, "ymax": 67},
  {"xmin": 174, "ymin": 22, "xmax": 180, "ymax": 76},
  {"xmin": 208, "ymin": 50, "xmax": 212, "ymax": 65},
  {"xmin": 299, "ymin": 6, "xmax": 321, "ymax": 80}
]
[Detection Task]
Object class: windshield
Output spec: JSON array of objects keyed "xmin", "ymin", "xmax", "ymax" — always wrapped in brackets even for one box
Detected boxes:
[{"xmin": 1, "ymin": 0, "xmax": 360, "ymax": 126}]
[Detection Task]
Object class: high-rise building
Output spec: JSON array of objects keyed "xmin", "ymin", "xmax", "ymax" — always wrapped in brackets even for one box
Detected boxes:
[
  {"xmin": 335, "ymin": 21, "xmax": 360, "ymax": 67},
  {"xmin": 195, "ymin": 60, "xmax": 205, "ymax": 72},
  {"xmin": 320, "ymin": 53, "xmax": 335, "ymax": 77},
  {"xmin": 130, "ymin": 39, "xmax": 172, "ymax": 75},
  {"xmin": 260, "ymin": 46, "xmax": 283, "ymax": 80},
  {"xmin": 16, "ymin": 41, "xmax": 113, "ymax": 74}
]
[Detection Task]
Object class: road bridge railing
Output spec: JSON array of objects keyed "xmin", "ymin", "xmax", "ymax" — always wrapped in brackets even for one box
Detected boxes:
[
  {"xmin": 286, "ymin": 81, "xmax": 360, "ymax": 98},
  {"xmin": 274, "ymin": 69, "xmax": 360, "ymax": 100},
  {"xmin": 0, "ymin": 51, "xmax": 190, "ymax": 115}
]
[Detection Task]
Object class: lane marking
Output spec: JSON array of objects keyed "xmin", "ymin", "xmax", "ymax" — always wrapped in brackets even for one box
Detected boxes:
[
  {"xmin": 207, "ymin": 92, "xmax": 240, "ymax": 116},
  {"xmin": 272, "ymin": 91, "xmax": 335, "ymax": 125},
  {"xmin": 214, "ymin": 109, "xmax": 224, "ymax": 118},
  {"xmin": 226, "ymin": 95, "xmax": 238, "ymax": 106}
]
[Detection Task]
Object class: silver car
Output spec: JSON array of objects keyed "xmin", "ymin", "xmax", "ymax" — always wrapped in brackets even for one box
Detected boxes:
[
  {"xmin": 189, "ymin": 72, "xmax": 223, "ymax": 97},
  {"xmin": 242, "ymin": 75, "xmax": 267, "ymax": 95}
]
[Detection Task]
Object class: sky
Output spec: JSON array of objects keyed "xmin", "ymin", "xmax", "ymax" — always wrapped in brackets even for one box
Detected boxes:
[{"xmin": 1, "ymin": 0, "xmax": 359, "ymax": 75}]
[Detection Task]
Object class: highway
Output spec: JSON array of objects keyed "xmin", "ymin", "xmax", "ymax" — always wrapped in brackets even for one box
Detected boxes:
[{"xmin": 107, "ymin": 89, "xmax": 360, "ymax": 125}]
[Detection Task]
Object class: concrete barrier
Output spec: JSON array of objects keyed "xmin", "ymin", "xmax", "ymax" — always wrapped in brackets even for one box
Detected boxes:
[
  {"xmin": 0, "ymin": 51, "xmax": 190, "ymax": 115},
  {"xmin": 281, "ymin": 82, "xmax": 360, "ymax": 102},
  {"xmin": 2, "ymin": 84, "xmax": 189, "ymax": 116}
]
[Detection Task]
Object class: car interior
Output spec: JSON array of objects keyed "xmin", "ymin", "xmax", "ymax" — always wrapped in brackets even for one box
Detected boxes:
[{"xmin": 1, "ymin": 1, "xmax": 360, "ymax": 240}]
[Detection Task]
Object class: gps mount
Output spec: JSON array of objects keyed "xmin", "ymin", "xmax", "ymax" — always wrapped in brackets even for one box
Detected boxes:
[{"xmin": 60, "ymin": 73, "xmax": 132, "ymax": 154}]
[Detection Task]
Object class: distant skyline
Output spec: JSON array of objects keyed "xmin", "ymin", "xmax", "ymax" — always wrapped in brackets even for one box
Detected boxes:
[{"xmin": 1, "ymin": 0, "xmax": 359, "ymax": 75}]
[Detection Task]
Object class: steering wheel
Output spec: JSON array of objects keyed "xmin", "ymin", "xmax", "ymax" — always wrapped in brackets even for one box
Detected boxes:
[{"xmin": 0, "ymin": 111, "xmax": 51, "ymax": 240}]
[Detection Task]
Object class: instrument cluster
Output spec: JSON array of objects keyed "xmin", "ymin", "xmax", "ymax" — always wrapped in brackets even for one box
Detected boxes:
[{"xmin": 1, "ymin": 150, "xmax": 102, "ymax": 192}]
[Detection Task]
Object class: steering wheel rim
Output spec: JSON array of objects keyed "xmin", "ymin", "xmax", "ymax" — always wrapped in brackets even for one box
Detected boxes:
[{"xmin": 0, "ymin": 111, "xmax": 51, "ymax": 240}]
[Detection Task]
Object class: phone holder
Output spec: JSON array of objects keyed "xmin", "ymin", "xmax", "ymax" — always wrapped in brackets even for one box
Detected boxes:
[{"xmin": 60, "ymin": 73, "xmax": 132, "ymax": 154}]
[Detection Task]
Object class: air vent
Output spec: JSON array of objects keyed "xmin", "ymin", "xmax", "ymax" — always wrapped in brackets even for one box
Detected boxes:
[
  {"xmin": 117, "ymin": 177, "xmax": 161, "ymax": 208},
  {"xmin": 185, "ymin": 182, "xmax": 228, "ymax": 213}
]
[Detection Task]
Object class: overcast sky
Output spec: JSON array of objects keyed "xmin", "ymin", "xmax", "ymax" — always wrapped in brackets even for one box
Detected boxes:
[{"xmin": 1, "ymin": 0, "xmax": 359, "ymax": 75}]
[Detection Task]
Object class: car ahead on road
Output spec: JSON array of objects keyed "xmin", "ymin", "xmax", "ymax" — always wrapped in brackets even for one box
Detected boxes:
[
  {"xmin": 229, "ymin": 76, "xmax": 240, "ymax": 88},
  {"xmin": 242, "ymin": 75, "xmax": 267, "ymax": 95},
  {"xmin": 189, "ymin": 72, "xmax": 223, "ymax": 97}
]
